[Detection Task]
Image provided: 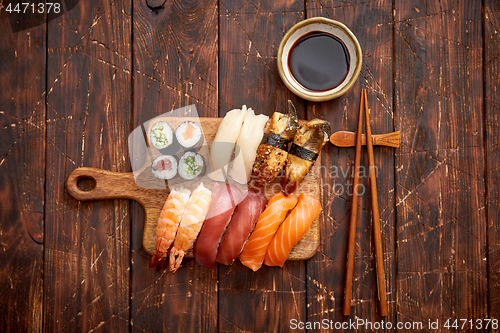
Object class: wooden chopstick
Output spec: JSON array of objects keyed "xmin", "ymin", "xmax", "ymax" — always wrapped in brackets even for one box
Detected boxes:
[
  {"xmin": 363, "ymin": 91, "xmax": 389, "ymax": 317},
  {"xmin": 342, "ymin": 89, "xmax": 365, "ymax": 316}
]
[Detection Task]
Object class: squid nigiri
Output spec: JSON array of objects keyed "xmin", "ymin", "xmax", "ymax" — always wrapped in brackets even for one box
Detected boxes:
[
  {"xmin": 281, "ymin": 119, "xmax": 331, "ymax": 195},
  {"xmin": 250, "ymin": 100, "xmax": 298, "ymax": 188},
  {"xmin": 193, "ymin": 183, "xmax": 242, "ymax": 268},
  {"xmin": 216, "ymin": 190, "xmax": 268, "ymax": 265},
  {"xmin": 264, "ymin": 193, "xmax": 322, "ymax": 267},
  {"xmin": 169, "ymin": 183, "xmax": 212, "ymax": 273},
  {"xmin": 208, "ymin": 106, "xmax": 249, "ymax": 181},
  {"xmin": 238, "ymin": 192, "xmax": 298, "ymax": 271},
  {"xmin": 149, "ymin": 188, "xmax": 191, "ymax": 269},
  {"xmin": 229, "ymin": 109, "xmax": 269, "ymax": 184}
]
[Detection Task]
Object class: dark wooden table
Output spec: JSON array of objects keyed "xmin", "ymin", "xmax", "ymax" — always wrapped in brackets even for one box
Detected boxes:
[{"xmin": 1, "ymin": 0, "xmax": 499, "ymax": 332}]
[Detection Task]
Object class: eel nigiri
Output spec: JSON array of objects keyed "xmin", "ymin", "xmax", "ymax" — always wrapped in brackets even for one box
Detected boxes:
[
  {"xmin": 169, "ymin": 183, "xmax": 212, "ymax": 273},
  {"xmin": 238, "ymin": 192, "xmax": 298, "ymax": 271},
  {"xmin": 250, "ymin": 100, "xmax": 298, "ymax": 188},
  {"xmin": 264, "ymin": 193, "xmax": 322, "ymax": 267},
  {"xmin": 193, "ymin": 183, "xmax": 242, "ymax": 267},
  {"xmin": 208, "ymin": 106, "xmax": 249, "ymax": 181},
  {"xmin": 150, "ymin": 188, "xmax": 191, "ymax": 269},
  {"xmin": 216, "ymin": 190, "xmax": 268, "ymax": 265},
  {"xmin": 281, "ymin": 119, "xmax": 331, "ymax": 195},
  {"xmin": 229, "ymin": 109, "xmax": 269, "ymax": 184}
]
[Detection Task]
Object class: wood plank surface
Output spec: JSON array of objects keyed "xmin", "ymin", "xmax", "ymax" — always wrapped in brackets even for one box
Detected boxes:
[
  {"xmin": 305, "ymin": 0, "xmax": 396, "ymax": 328},
  {"xmin": 0, "ymin": 9, "xmax": 46, "ymax": 333},
  {"xmin": 395, "ymin": 0, "xmax": 487, "ymax": 328},
  {"xmin": 130, "ymin": 1, "xmax": 219, "ymax": 332},
  {"xmin": 43, "ymin": 1, "xmax": 132, "ymax": 331},
  {"xmin": 2, "ymin": 1, "xmax": 500, "ymax": 332},
  {"xmin": 485, "ymin": 0, "xmax": 500, "ymax": 321},
  {"xmin": 218, "ymin": 1, "xmax": 307, "ymax": 332}
]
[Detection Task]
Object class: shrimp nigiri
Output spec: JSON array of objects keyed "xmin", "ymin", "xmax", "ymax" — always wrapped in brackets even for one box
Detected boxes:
[
  {"xmin": 239, "ymin": 192, "xmax": 298, "ymax": 271},
  {"xmin": 150, "ymin": 188, "xmax": 191, "ymax": 269},
  {"xmin": 169, "ymin": 183, "xmax": 212, "ymax": 273},
  {"xmin": 264, "ymin": 193, "xmax": 322, "ymax": 267}
]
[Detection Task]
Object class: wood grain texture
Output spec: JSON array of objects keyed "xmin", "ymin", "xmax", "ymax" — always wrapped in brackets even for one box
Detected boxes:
[
  {"xmin": 3, "ymin": 1, "xmax": 499, "ymax": 331},
  {"xmin": 218, "ymin": 1, "xmax": 308, "ymax": 332},
  {"xmin": 305, "ymin": 0, "xmax": 396, "ymax": 328},
  {"xmin": 0, "ymin": 10, "xmax": 46, "ymax": 333},
  {"xmin": 131, "ymin": 1, "xmax": 219, "ymax": 332},
  {"xmin": 219, "ymin": 0, "xmax": 306, "ymax": 119},
  {"xmin": 395, "ymin": 0, "xmax": 487, "ymax": 327},
  {"xmin": 43, "ymin": 0, "xmax": 132, "ymax": 331},
  {"xmin": 485, "ymin": 0, "xmax": 500, "ymax": 320}
]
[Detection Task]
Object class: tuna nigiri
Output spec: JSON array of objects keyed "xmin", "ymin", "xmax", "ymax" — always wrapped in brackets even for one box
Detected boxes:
[
  {"xmin": 238, "ymin": 192, "xmax": 298, "ymax": 271},
  {"xmin": 150, "ymin": 188, "xmax": 191, "ymax": 269},
  {"xmin": 216, "ymin": 190, "xmax": 268, "ymax": 265},
  {"xmin": 169, "ymin": 183, "xmax": 212, "ymax": 273},
  {"xmin": 264, "ymin": 193, "xmax": 322, "ymax": 267},
  {"xmin": 193, "ymin": 183, "xmax": 242, "ymax": 267}
]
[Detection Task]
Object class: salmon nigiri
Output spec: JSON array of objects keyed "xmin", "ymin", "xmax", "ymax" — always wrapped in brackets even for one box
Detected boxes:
[
  {"xmin": 264, "ymin": 193, "xmax": 322, "ymax": 267},
  {"xmin": 239, "ymin": 192, "xmax": 298, "ymax": 271}
]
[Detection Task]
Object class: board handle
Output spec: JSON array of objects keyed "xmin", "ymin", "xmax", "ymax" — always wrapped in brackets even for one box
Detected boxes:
[{"xmin": 66, "ymin": 167, "xmax": 139, "ymax": 201}]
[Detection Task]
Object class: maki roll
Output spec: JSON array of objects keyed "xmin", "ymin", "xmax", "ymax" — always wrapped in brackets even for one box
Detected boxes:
[
  {"xmin": 178, "ymin": 152, "xmax": 204, "ymax": 180},
  {"xmin": 151, "ymin": 155, "xmax": 178, "ymax": 180},
  {"xmin": 175, "ymin": 121, "xmax": 204, "ymax": 151},
  {"xmin": 150, "ymin": 121, "xmax": 174, "ymax": 150}
]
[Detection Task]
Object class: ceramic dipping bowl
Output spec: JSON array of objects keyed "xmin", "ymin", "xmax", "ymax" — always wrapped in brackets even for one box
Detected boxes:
[{"xmin": 277, "ymin": 17, "xmax": 362, "ymax": 102}]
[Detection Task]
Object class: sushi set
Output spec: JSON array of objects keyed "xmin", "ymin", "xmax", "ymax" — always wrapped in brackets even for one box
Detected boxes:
[{"xmin": 66, "ymin": 101, "xmax": 327, "ymax": 272}]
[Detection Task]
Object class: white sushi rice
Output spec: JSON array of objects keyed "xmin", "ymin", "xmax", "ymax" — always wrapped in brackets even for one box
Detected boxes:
[
  {"xmin": 178, "ymin": 152, "xmax": 204, "ymax": 180},
  {"xmin": 150, "ymin": 121, "xmax": 173, "ymax": 149},
  {"xmin": 175, "ymin": 121, "xmax": 202, "ymax": 149},
  {"xmin": 151, "ymin": 155, "xmax": 177, "ymax": 180}
]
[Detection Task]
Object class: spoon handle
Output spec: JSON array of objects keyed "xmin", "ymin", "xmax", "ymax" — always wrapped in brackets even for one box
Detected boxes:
[{"xmin": 330, "ymin": 130, "xmax": 400, "ymax": 148}]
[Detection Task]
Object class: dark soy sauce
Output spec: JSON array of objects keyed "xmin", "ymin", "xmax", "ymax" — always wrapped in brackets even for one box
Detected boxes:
[{"xmin": 288, "ymin": 31, "xmax": 350, "ymax": 92}]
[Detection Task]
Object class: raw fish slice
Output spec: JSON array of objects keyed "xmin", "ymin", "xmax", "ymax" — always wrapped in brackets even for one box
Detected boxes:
[
  {"xmin": 250, "ymin": 100, "xmax": 298, "ymax": 188},
  {"xmin": 264, "ymin": 193, "xmax": 322, "ymax": 267},
  {"xmin": 281, "ymin": 119, "xmax": 331, "ymax": 195},
  {"xmin": 150, "ymin": 188, "xmax": 191, "ymax": 269},
  {"xmin": 216, "ymin": 191, "xmax": 268, "ymax": 265},
  {"xmin": 209, "ymin": 106, "xmax": 249, "ymax": 181},
  {"xmin": 239, "ymin": 192, "xmax": 298, "ymax": 271},
  {"xmin": 229, "ymin": 110, "xmax": 269, "ymax": 184},
  {"xmin": 169, "ymin": 183, "xmax": 212, "ymax": 272},
  {"xmin": 194, "ymin": 183, "xmax": 242, "ymax": 267}
]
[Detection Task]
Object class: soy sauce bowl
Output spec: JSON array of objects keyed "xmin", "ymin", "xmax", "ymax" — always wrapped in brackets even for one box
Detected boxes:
[{"xmin": 277, "ymin": 17, "xmax": 362, "ymax": 102}]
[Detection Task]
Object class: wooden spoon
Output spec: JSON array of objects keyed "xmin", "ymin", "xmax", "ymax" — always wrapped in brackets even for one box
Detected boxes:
[{"xmin": 330, "ymin": 130, "xmax": 400, "ymax": 148}]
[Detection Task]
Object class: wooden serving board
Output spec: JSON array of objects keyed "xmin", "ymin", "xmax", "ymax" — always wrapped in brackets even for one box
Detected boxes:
[{"xmin": 66, "ymin": 117, "xmax": 322, "ymax": 261}]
